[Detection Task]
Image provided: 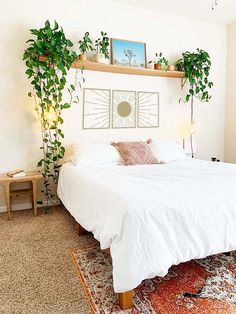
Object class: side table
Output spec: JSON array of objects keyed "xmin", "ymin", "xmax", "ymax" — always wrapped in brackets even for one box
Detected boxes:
[{"xmin": 0, "ymin": 172, "xmax": 43, "ymax": 220}]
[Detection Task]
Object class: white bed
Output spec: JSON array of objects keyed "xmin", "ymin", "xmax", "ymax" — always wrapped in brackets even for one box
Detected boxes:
[{"xmin": 58, "ymin": 159, "xmax": 236, "ymax": 293}]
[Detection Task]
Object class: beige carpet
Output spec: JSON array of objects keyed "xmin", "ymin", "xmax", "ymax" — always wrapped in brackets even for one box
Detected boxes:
[{"xmin": 0, "ymin": 206, "xmax": 92, "ymax": 314}]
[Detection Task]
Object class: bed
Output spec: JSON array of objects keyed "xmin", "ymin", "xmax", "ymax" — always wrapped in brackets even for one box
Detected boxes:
[{"xmin": 58, "ymin": 158, "xmax": 236, "ymax": 309}]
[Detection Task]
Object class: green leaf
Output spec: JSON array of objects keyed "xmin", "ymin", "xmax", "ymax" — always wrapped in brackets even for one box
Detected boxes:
[
  {"xmin": 26, "ymin": 69, "xmax": 34, "ymax": 76},
  {"xmin": 45, "ymin": 20, "xmax": 50, "ymax": 28},
  {"xmin": 62, "ymin": 103, "xmax": 70, "ymax": 109},
  {"xmin": 37, "ymin": 160, "xmax": 43, "ymax": 167}
]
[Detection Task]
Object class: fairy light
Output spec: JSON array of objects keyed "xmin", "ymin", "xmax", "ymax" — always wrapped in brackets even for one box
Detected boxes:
[
  {"xmin": 44, "ymin": 107, "xmax": 57, "ymax": 126},
  {"xmin": 189, "ymin": 123, "xmax": 195, "ymax": 135}
]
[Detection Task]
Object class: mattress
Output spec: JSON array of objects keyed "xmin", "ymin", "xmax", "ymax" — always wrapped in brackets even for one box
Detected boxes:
[{"xmin": 57, "ymin": 159, "xmax": 236, "ymax": 292}]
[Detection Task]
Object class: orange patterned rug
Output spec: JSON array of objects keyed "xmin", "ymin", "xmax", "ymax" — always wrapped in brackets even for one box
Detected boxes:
[{"xmin": 70, "ymin": 238, "xmax": 236, "ymax": 313}]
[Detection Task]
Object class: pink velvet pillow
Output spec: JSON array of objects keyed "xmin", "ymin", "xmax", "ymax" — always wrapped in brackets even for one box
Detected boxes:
[{"xmin": 112, "ymin": 141, "xmax": 158, "ymax": 166}]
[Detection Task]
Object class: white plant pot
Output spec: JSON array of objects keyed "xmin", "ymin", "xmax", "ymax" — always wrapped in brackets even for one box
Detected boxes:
[
  {"xmin": 168, "ymin": 64, "xmax": 175, "ymax": 71},
  {"xmin": 94, "ymin": 53, "xmax": 109, "ymax": 64},
  {"xmin": 161, "ymin": 64, "xmax": 168, "ymax": 71},
  {"xmin": 79, "ymin": 53, "xmax": 87, "ymax": 61}
]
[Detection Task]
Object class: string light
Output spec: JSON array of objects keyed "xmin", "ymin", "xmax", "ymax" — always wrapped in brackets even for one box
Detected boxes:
[
  {"xmin": 44, "ymin": 107, "xmax": 57, "ymax": 127},
  {"xmin": 189, "ymin": 123, "xmax": 195, "ymax": 135}
]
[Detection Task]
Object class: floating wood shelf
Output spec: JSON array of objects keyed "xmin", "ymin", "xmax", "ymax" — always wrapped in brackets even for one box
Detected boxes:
[
  {"xmin": 73, "ymin": 60, "xmax": 185, "ymax": 78},
  {"xmin": 39, "ymin": 56, "xmax": 184, "ymax": 78}
]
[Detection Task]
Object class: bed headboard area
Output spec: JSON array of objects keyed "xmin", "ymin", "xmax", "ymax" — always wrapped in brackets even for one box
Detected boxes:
[{"xmin": 63, "ymin": 69, "xmax": 189, "ymax": 158}]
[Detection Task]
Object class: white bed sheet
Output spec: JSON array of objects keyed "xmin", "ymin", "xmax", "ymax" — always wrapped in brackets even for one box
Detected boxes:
[{"xmin": 57, "ymin": 159, "xmax": 236, "ymax": 293}]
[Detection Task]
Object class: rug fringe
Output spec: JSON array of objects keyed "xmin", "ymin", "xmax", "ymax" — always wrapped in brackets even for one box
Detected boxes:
[{"xmin": 69, "ymin": 248, "xmax": 97, "ymax": 314}]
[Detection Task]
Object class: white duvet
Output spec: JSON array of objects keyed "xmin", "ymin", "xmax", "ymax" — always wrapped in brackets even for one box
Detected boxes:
[{"xmin": 57, "ymin": 159, "xmax": 236, "ymax": 293}]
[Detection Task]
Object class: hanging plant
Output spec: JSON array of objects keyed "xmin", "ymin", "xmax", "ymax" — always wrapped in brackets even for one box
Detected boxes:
[
  {"xmin": 175, "ymin": 49, "xmax": 213, "ymax": 157},
  {"xmin": 175, "ymin": 49, "xmax": 213, "ymax": 103},
  {"xmin": 23, "ymin": 20, "xmax": 82, "ymax": 210}
]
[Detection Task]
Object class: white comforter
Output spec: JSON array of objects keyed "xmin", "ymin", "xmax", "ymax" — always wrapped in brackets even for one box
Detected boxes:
[{"xmin": 57, "ymin": 159, "xmax": 236, "ymax": 293}]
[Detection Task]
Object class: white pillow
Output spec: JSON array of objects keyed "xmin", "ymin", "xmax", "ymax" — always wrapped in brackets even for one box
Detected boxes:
[
  {"xmin": 150, "ymin": 140, "xmax": 186, "ymax": 163},
  {"xmin": 72, "ymin": 141, "xmax": 121, "ymax": 166}
]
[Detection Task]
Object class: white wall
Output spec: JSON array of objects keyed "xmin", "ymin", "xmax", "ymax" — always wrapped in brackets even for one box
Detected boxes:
[
  {"xmin": 0, "ymin": 0, "xmax": 227, "ymax": 209},
  {"xmin": 225, "ymin": 22, "xmax": 236, "ymax": 163}
]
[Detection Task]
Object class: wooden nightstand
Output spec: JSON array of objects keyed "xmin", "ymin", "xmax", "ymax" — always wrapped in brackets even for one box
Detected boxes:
[{"xmin": 0, "ymin": 173, "xmax": 43, "ymax": 220}]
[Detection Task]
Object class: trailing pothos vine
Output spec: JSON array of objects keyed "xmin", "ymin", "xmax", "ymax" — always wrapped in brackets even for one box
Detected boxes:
[
  {"xmin": 23, "ymin": 20, "xmax": 82, "ymax": 210},
  {"xmin": 175, "ymin": 49, "xmax": 213, "ymax": 157}
]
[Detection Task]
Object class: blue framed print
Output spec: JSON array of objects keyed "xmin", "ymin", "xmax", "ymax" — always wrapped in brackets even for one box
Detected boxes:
[{"xmin": 111, "ymin": 38, "xmax": 147, "ymax": 69}]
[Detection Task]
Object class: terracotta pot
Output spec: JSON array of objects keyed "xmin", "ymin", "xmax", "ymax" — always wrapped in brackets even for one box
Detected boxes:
[
  {"xmin": 154, "ymin": 63, "xmax": 162, "ymax": 70},
  {"xmin": 168, "ymin": 64, "xmax": 175, "ymax": 71},
  {"xmin": 79, "ymin": 54, "xmax": 87, "ymax": 61},
  {"xmin": 94, "ymin": 53, "xmax": 109, "ymax": 64}
]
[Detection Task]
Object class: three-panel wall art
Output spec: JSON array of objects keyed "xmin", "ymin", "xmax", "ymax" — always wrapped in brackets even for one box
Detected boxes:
[{"xmin": 83, "ymin": 88, "xmax": 160, "ymax": 129}]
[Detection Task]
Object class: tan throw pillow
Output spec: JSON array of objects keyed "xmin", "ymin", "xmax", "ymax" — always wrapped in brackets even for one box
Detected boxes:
[{"xmin": 112, "ymin": 141, "xmax": 158, "ymax": 166}]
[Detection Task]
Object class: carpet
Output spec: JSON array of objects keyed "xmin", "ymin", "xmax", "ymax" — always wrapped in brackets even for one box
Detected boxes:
[
  {"xmin": 0, "ymin": 206, "xmax": 92, "ymax": 314},
  {"xmin": 70, "ymin": 241, "xmax": 236, "ymax": 314}
]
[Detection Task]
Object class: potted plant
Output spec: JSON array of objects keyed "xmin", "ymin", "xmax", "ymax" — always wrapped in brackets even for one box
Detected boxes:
[
  {"xmin": 175, "ymin": 49, "xmax": 213, "ymax": 158},
  {"xmin": 149, "ymin": 52, "xmax": 168, "ymax": 70},
  {"xmin": 94, "ymin": 31, "xmax": 109, "ymax": 64},
  {"xmin": 78, "ymin": 32, "xmax": 94, "ymax": 61},
  {"xmin": 23, "ymin": 20, "xmax": 83, "ymax": 210}
]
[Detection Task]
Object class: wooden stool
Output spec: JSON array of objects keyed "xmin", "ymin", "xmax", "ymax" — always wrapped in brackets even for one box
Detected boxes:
[{"xmin": 0, "ymin": 173, "xmax": 43, "ymax": 220}]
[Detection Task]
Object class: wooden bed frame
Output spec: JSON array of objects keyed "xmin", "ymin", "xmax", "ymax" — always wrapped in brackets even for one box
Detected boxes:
[{"xmin": 77, "ymin": 223, "xmax": 134, "ymax": 310}]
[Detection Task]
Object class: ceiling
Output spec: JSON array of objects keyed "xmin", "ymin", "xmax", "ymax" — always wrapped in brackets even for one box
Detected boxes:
[{"xmin": 107, "ymin": 0, "xmax": 236, "ymax": 25}]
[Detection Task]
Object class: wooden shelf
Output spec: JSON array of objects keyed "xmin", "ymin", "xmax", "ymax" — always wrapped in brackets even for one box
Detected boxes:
[
  {"xmin": 73, "ymin": 60, "xmax": 185, "ymax": 78},
  {"xmin": 39, "ymin": 56, "xmax": 184, "ymax": 78},
  {"xmin": 10, "ymin": 188, "xmax": 33, "ymax": 198}
]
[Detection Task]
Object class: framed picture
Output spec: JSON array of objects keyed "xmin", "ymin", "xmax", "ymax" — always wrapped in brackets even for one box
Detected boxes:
[
  {"xmin": 83, "ymin": 88, "xmax": 111, "ymax": 129},
  {"xmin": 137, "ymin": 91, "xmax": 159, "ymax": 128},
  {"xmin": 112, "ymin": 90, "xmax": 136, "ymax": 128},
  {"xmin": 111, "ymin": 38, "xmax": 147, "ymax": 69}
]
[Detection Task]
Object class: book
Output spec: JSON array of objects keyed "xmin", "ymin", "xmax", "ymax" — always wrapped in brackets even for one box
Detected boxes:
[
  {"xmin": 7, "ymin": 170, "xmax": 26, "ymax": 178},
  {"xmin": 12, "ymin": 172, "xmax": 26, "ymax": 178}
]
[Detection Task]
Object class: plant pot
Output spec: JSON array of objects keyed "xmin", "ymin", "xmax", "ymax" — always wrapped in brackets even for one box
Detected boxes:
[
  {"xmin": 94, "ymin": 53, "xmax": 109, "ymax": 64},
  {"xmin": 79, "ymin": 53, "xmax": 87, "ymax": 61},
  {"xmin": 168, "ymin": 64, "xmax": 175, "ymax": 71},
  {"xmin": 154, "ymin": 64, "xmax": 162, "ymax": 70}
]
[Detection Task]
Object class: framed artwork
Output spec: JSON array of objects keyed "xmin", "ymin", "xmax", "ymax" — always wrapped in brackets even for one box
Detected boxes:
[
  {"xmin": 112, "ymin": 90, "xmax": 136, "ymax": 128},
  {"xmin": 111, "ymin": 38, "xmax": 147, "ymax": 69},
  {"xmin": 137, "ymin": 91, "xmax": 159, "ymax": 128},
  {"xmin": 83, "ymin": 88, "xmax": 111, "ymax": 129}
]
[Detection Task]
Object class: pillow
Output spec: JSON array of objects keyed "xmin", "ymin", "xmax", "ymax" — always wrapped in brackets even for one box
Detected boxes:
[
  {"xmin": 150, "ymin": 140, "xmax": 186, "ymax": 163},
  {"xmin": 72, "ymin": 141, "xmax": 121, "ymax": 166},
  {"xmin": 112, "ymin": 141, "xmax": 158, "ymax": 166}
]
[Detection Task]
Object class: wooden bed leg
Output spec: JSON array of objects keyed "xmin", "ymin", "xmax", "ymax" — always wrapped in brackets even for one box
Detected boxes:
[
  {"xmin": 77, "ymin": 223, "xmax": 87, "ymax": 236},
  {"xmin": 118, "ymin": 290, "xmax": 134, "ymax": 310}
]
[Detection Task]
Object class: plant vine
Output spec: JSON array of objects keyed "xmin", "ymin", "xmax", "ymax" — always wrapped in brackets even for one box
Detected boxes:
[
  {"xmin": 23, "ymin": 20, "xmax": 83, "ymax": 210},
  {"xmin": 175, "ymin": 49, "xmax": 213, "ymax": 157}
]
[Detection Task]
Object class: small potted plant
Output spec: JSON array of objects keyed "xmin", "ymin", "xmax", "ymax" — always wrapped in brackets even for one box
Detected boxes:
[
  {"xmin": 78, "ymin": 32, "xmax": 94, "ymax": 61},
  {"xmin": 149, "ymin": 52, "xmax": 168, "ymax": 70},
  {"xmin": 94, "ymin": 31, "xmax": 109, "ymax": 64}
]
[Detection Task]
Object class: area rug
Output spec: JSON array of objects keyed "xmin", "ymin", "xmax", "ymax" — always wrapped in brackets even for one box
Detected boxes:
[{"xmin": 70, "ymin": 240, "xmax": 236, "ymax": 314}]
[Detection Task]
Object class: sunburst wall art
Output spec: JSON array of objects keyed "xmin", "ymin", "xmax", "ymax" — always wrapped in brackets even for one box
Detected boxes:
[
  {"xmin": 83, "ymin": 88, "xmax": 111, "ymax": 129},
  {"xmin": 112, "ymin": 90, "xmax": 136, "ymax": 128},
  {"xmin": 138, "ymin": 91, "xmax": 159, "ymax": 128}
]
